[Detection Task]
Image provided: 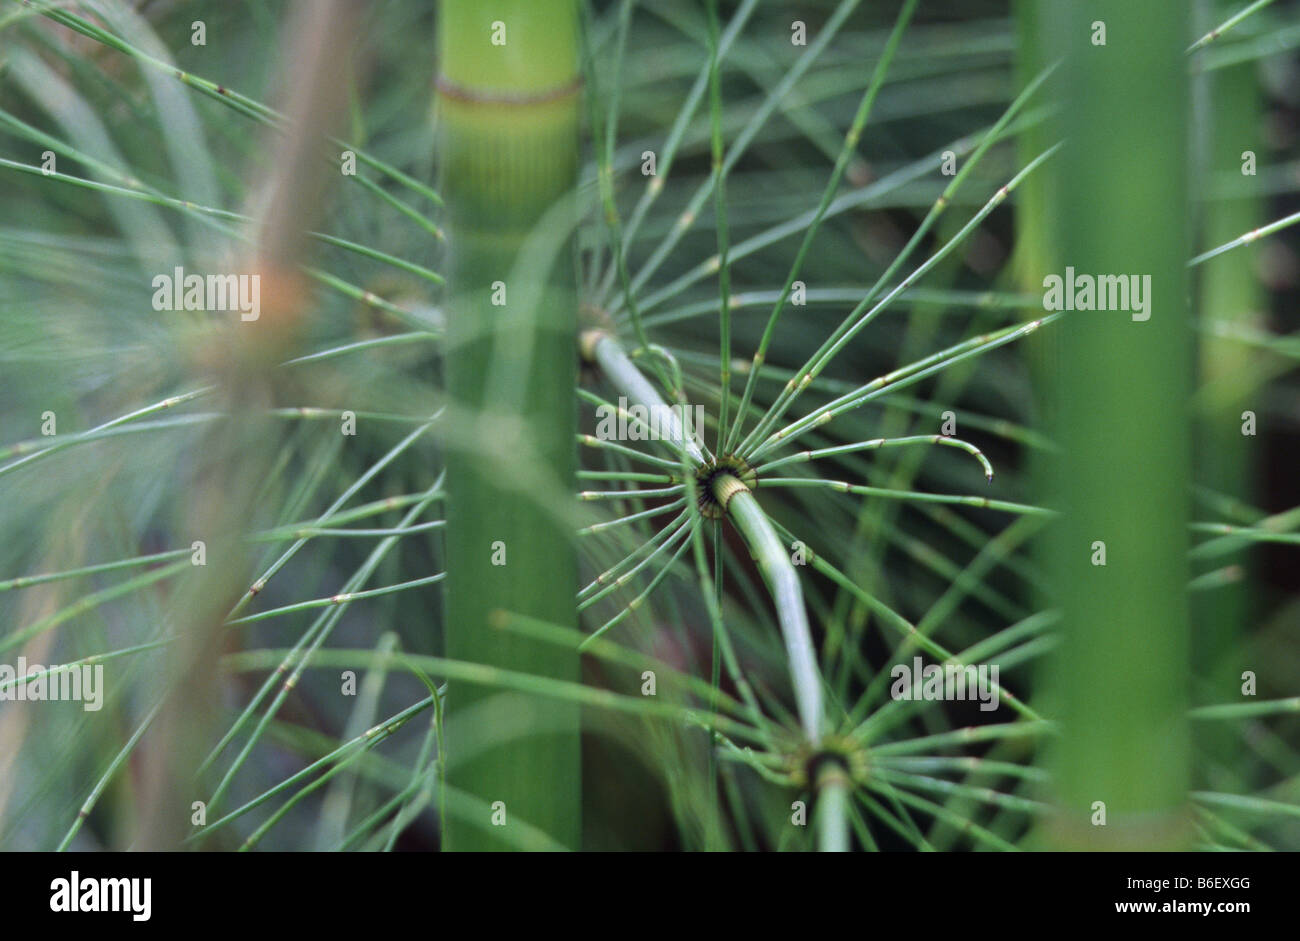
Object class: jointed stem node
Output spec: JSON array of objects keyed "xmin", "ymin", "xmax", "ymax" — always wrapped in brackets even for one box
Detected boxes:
[{"xmin": 696, "ymin": 455, "xmax": 758, "ymax": 519}]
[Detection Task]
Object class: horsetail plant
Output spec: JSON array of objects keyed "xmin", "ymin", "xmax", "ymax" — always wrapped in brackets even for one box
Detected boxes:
[{"xmin": 0, "ymin": 0, "xmax": 1297, "ymax": 856}]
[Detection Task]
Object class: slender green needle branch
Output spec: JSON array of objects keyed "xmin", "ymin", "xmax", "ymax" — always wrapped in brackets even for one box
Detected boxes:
[
  {"xmin": 593, "ymin": 0, "xmax": 760, "ymax": 305},
  {"xmin": 1188, "ymin": 209, "xmax": 1300, "ymax": 266},
  {"xmin": 753, "ymin": 435, "xmax": 993, "ymax": 482},
  {"xmin": 1187, "ymin": 0, "xmax": 1276, "ymax": 53},
  {"xmin": 758, "ymin": 477, "xmax": 1048, "ymax": 516},
  {"xmin": 748, "ymin": 315, "xmax": 1057, "ymax": 461},
  {"xmin": 726, "ymin": 0, "xmax": 918, "ymax": 455},
  {"xmin": 706, "ymin": 0, "xmax": 734, "ymax": 455},
  {"xmin": 620, "ymin": 0, "xmax": 866, "ymax": 305},
  {"xmin": 738, "ymin": 142, "xmax": 1062, "ymax": 456}
]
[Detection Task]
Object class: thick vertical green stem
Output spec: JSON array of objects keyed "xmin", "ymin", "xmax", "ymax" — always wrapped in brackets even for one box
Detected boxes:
[
  {"xmin": 1041, "ymin": 1, "xmax": 1193, "ymax": 849},
  {"xmin": 437, "ymin": 0, "xmax": 581, "ymax": 851}
]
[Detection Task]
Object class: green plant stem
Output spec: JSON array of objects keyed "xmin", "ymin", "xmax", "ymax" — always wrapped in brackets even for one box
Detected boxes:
[
  {"xmin": 1039, "ymin": 0, "xmax": 1193, "ymax": 850},
  {"xmin": 1188, "ymin": 0, "xmax": 1276, "ymax": 52},
  {"xmin": 713, "ymin": 475, "xmax": 822, "ymax": 740},
  {"xmin": 588, "ymin": 334, "xmax": 705, "ymax": 463},
  {"xmin": 817, "ymin": 773, "xmax": 851, "ymax": 852},
  {"xmin": 437, "ymin": 0, "xmax": 583, "ymax": 851}
]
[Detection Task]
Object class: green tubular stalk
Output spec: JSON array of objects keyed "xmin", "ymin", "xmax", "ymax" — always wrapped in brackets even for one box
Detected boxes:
[
  {"xmin": 586, "ymin": 334, "xmax": 705, "ymax": 464},
  {"xmin": 1039, "ymin": 1, "xmax": 1193, "ymax": 849},
  {"xmin": 815, "ymin": 768, "xmax": 851, "ymax": 853},
  {"xmin": 437, "ymin": 0, "xmax": 582, "ymax": 851},
  {"xmin": 714, "ymin": 474, "xmax": 845, "ymax": 853},
  {"xmin": 714, "ymin": 476, "xmax": 822, "ymax": 741}
]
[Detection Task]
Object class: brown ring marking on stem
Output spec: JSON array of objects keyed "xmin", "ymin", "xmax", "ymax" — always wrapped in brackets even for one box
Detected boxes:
[{"xmin": 435, "ymin": 74, "xmax": 584, "ymax": 107}]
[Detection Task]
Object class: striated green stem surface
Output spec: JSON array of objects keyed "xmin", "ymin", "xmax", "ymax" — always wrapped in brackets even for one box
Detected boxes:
[
  {"xmin": 437, "ymin": 0, "xmax": 582, "ymax": 851},
  {"xmin": 1040, "ymin": 0, "xmax": 1193, "ymax": 850}
]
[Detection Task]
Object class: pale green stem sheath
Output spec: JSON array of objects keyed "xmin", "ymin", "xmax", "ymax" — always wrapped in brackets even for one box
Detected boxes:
[
  {"xmin": 587, "ymin": 333, "xmax": 706, "ymax": 464},
  {"xmin": 816, "ymin": 770, "xmax": 851, "ymax": 853},
  {"xmin": 713, "ymin": 475, "xmax": 822, "ymax": 742}
]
